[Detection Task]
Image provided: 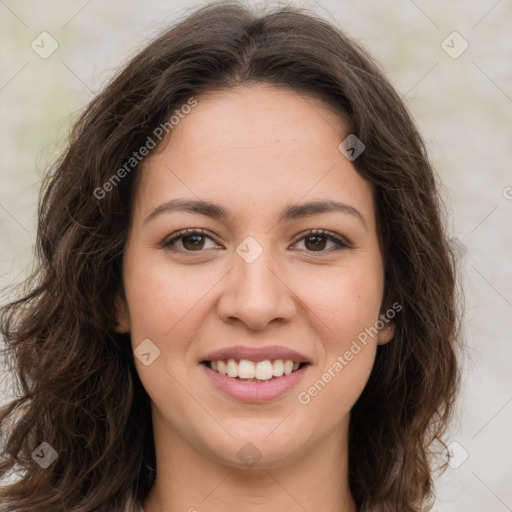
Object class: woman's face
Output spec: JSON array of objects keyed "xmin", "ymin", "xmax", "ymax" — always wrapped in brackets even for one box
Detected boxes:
[{"xmin": 115, "ymin": 84, "xmax": 394, "ymax": 469}]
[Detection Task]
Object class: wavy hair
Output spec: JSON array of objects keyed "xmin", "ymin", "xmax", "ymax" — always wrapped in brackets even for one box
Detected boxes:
[{"xmin": 0, "ymin": 2, "xmax": 461, "ymax": 511}]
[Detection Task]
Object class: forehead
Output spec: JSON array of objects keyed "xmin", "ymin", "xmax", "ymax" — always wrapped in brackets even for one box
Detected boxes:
[{"xmin": 134, "ymin": 84, "xmax": 375, "ymax": 228}]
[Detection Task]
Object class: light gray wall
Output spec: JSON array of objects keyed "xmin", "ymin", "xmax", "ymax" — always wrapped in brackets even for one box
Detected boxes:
[{"xmin": 1, "ymin": 1, "xmax": 511, "ymax": 510}]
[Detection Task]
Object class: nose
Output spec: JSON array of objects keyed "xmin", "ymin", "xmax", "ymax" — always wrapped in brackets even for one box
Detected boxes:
[{"xmin": 216, "ymin": 243, "xmax": 297, "ymax": 331}]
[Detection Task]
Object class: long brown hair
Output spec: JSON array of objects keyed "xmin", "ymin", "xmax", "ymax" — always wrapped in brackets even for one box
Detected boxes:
[{"xmin": 0, "ymin": 2, "xmax": 461, "ymax": 511}]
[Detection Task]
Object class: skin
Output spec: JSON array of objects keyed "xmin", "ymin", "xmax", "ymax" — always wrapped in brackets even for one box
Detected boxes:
[{"xmin": 115, "ymin": 83, "xmax": 395, "ymax": 512}]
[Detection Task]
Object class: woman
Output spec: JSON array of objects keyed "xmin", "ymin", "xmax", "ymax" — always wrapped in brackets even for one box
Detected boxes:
[{"xmin": 0, "ymin": 2, "xmax": 461, "ymax": 511}]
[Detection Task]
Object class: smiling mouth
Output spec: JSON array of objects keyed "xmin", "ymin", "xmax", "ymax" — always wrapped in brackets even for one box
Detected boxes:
[{"xmin": 202, "ymin": 359, "xmax": 309, "ymax": 382}]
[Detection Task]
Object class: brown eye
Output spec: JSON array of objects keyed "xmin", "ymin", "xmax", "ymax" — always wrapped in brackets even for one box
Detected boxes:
[
  {"xmin": 293, "ymin": 230, "xmax": 350, "ymax": 253},
  {"xmin": 182, "ymin": 234, "xmax": 206, "ymax": 250},
  {"xmin": 304, "ymin": 234, "xmax": 327, "ymax": 251},
  {"xmin": 163, "ymin": 229, "xmax": 219, "ymax": 252}
]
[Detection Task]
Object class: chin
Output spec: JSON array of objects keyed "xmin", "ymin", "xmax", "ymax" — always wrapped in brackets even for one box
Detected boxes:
[{"xmin": 201, "ymin": 426, "xmax": 311, "ymax": 471}]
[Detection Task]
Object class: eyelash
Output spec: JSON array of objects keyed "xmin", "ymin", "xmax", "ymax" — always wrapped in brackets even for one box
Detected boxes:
[{"xmin": 161, "ymin": 228, "xmax": 352, "ymax": 254}]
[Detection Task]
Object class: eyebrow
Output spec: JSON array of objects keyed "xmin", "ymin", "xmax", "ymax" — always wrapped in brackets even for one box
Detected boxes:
[{"xmin": 144, "ymin": 198, "xmax": 367, "ymax": 230}]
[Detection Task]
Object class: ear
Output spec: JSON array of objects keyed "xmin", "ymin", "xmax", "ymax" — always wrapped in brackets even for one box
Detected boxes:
[
  {"xmin": 377, "ymin": 321, "xmax": 395, "ymax": 345},
  {"xmin": 113, "ymin": 292, "xmax": 130, "ymax": 333}
]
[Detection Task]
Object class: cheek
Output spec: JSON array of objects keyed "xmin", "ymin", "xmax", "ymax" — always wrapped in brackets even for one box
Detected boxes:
[
  {"xmin": 295, "ymin": 262, "xmax": 384, "ymax": 348},
  {"xmin": 122, "ymin": 249, "xmax": 212, "ymax": 412},
  {"xmin": 123, "ymin": 248, "xmax": 218, "ymax": 341},
  {"xmin": 294, "ymin": 270, "xmax": 382, "ymax": 419}
]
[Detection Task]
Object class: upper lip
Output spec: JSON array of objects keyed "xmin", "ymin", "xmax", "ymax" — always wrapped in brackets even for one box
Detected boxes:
[{"xmin": 201, "ymin": 345, "xmax": 312, "ymax": 363}]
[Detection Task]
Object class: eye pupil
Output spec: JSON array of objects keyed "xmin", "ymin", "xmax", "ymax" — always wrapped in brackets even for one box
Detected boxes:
[
  {"xmin": 305, "ymin": 235, "xmax": 326, "ymax": 251},
  {"xmin": 183, "ymin": 235, "xmax": 204, "ymax": 250}
]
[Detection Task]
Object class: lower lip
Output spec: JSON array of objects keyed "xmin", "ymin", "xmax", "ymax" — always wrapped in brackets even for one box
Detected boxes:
[{"xmin": 202, "ymin": 363, "xmax": 310, "ymax": 402}]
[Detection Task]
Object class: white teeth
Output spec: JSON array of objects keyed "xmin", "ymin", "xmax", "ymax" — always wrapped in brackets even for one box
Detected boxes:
[
  {"xmin": 217, "ymin": 360, "xmax": 227, "ymax": 375},
  {"xmin": 272, "ymin": 359, "xmax": 284, "ymax": 377},
  {"xmin": 208, "ymin": 358, "xmax": 303, "ymax": 381},
  {"xmin": 255, "ymin": 360, "xmax": 273, "ymax": 380},
  {"xmin": 238, "ymin": 359, "xmax": 256, "ymax": 379},
  {"xmin": 226, "ymin": 358, "xmax": 238, "ymax": 378}
]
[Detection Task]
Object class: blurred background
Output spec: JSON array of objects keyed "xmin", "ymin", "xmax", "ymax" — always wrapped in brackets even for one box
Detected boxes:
[{"xmin": 1, "ymin": 0, "xmax": 511, "ymax": 510}]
